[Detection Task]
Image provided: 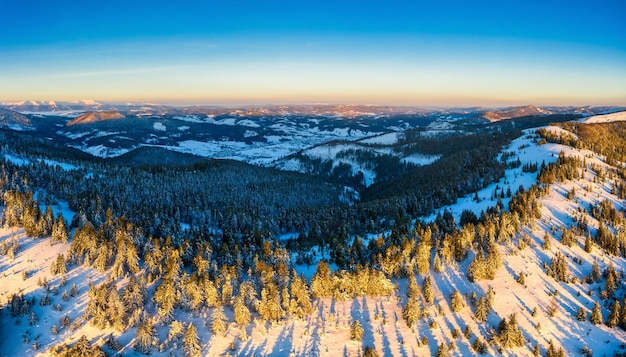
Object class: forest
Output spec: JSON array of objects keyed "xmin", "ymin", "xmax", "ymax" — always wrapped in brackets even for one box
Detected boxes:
[{"xmin": 0, "ymin": 119, "xmax": 625, "ymax": 356}]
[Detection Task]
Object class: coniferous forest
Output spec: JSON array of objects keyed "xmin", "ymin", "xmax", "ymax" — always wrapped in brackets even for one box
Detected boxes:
[{"xmin": 1, "ymin": 113, "xmax": 626, "ymax": 356}]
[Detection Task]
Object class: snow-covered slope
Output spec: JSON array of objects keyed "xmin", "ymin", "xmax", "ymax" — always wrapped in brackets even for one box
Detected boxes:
[{"xmin": 580, "ymin": 110, "xmax": 626, "ymax": 124}]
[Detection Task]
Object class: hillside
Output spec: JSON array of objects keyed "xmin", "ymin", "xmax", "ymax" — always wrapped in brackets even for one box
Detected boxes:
[
  {"xmin": 481, "ymin": 105, "xmax": 551, "ymax": 122},
  {"xmin": 0, "ymin": 107, "xmax": 31, "ymax": 130},
  {"xmin": 66, "ymin": 111, "xmax": 125, "ymax": 126}
]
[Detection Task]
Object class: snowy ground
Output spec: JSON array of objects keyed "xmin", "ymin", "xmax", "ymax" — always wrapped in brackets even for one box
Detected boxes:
[{"xmin": 580, "ymin": 110, "xmax": 626, "ymax": 124}]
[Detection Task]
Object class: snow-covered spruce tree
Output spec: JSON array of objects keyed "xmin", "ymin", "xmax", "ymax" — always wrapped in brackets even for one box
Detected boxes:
[
  {"xmin": 542, "ymin": 233, "xmax": 552, "ymax": 250},
  {"xmin": 289, "ymin": 270, "xmax": 312, "ymax": 319},
  {"xmin": 474, "ymin": 295, "xmax": 489, "ymax": 323},
  {"xmin": 576, "ymin": 307, "xmax": 587, "ymax": 321},
  {"xmin": 435, "ymin": 342, "xmax": 450, "ymax": 357},
  {"xmin": 607, "ymin": 300, "xmax": 620, "ymax": 328},
  {"xmin": 416, "ymin": 240, "xmax": 431, "ymax": 275},
  {"xmin": 51, "ymin": 213, "xmax": 69, "ymax": 244},
  {"xmin": 50, "ymin": 253, "xmax": 67, "ymax": 275},
  {"xmin": 546, "ymin": 251, "xmax": 568, "ymax": 282},
  {"xmin": 350, "ymin": 320, "xmax": 364, "ymax": 341},
  {"xmin": 467, "ymin": 250, "xmax": 486, "ymax": 282},
  {"xmin": 183, "ymin": 322, "xmax": 202, "ymax": 357},
  {"xmin": 257, "ymin": 281, "xmax": 284, "ymax": 324},
  {"xmin": 450, "ymin": 290, "xmax": 464, "ymax": 312},
  {"xmin": 134, "ymin": 316, "xmax": 157, "ymax": 354},
  {"xmin": 233, "ymin": 295, "xmax": 251, "ymax": 327},
  {"xmin": 422, "ymin": 275, "xmax": 434, "ymax": 304},
  {"xmin": 211, "ymin": 305, "xmax": 228, "ymax": 336},
  {"xmin": 311, "ymin": 260, "xmax": 332, "ymax": 299},
  {"xmin": 402, "ymin": 297, "xmax": 422, "ymax": 328},
  {"xmin": 590, "ymin": 301, "xmax": 602, "ymax": 325},
  {"xmin": 496, "ymin": 313, "xmax": 524, "ymax": 348}
]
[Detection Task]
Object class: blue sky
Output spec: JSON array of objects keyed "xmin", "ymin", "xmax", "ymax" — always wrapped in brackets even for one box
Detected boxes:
[{"xmin": 1, "ymin": 0, "xmax": 625, "ymax": 106}]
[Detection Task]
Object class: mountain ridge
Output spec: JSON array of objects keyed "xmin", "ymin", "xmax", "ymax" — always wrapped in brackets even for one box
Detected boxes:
[{"xmin": 66, "ymin": 111, "xmax": 126, "ymax": 126}]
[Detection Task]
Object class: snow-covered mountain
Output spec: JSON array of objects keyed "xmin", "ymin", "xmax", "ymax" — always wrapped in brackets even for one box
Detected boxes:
[{"xmin": 0, "ymin": 107, "xmax": 32, "ymax": 130}]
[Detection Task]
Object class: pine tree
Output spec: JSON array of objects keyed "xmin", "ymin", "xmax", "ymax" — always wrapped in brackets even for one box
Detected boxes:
[
  {"xmin": 350, "ymin": 320, "xmax": 364, "ymax": 341},
  {"xmin": 607, "ymin": 300, "xmax": 620, "ymax": 328},
  {"xmin": 516, "ymin": 272, "xmax": 525, "ymax": 285},
  {"xmin": 67, "ymin": 335, "xmax": 106, "ymax": 357},
  {"xmin": 423, "ymin": 276, "xmax": 434, "ymax": 304},
  {"xmin": 257, "ymin": 281, "xmax": 284, "ymax": 323},
  {"xmin": 590, "ymin": 301, "xmax": 602, "ymax": 325},
  {"xmin": 211, "ymin": 305, "xmax": 228, "ymax": 336},
  {"xmin": 486, "ymin": 286, "xmax": 495, "ymax": 311},
  {"xmin": 497, "ymin": 313, "xmax": 524, "ymax": 348},
  {"xmin": 289, "ymin": 270, "xmax": 312, "ymax": 319},
  {"xmin": 183, "ymin": 322, "xmax": 202, "ymax": 357}
]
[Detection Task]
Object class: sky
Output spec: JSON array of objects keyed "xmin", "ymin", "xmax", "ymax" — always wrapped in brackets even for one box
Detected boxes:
[{"xmin": 1, "ymin": 0, "xmax": 625, "ymax": 107}]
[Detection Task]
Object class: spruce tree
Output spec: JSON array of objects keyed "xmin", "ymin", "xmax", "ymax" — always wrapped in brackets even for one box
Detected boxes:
[
  {"xmin": 402, "ymin": 298, "xmax": 421, "ymax": 328},
  {"xmin": 183, "ymin": 322, "xmax": 202, "ymax": 357},
  {"xmin": 135, "ymin": 316, "xmax": 157, "ymax": 353},
  {"xmin": 450, "ymin": 290, "xmax": 464, "ymax": 312},
  {"xmin": 576, "ymin": 307, "xmax": 587, "ymax": 321},
  {"xmin": 233, "ymin": 295, "xmax": 251, "ymax": 327},
  {"xmin": 350, "ymin": 320, "xmax": 364, "ymax": 341},
  {"xmin": 543, "ymin": 233, "xmax": 552, "ymax": 250},
  {"xmin": 211, "ymin": 305, "xmax": 228, "ymax": 336},
  {"xmin": 423, "ymin": 276, "xmax": 434, "ymax": 304},
  {"xmin": 590, "ymin": 301, "xmax": 602, "ymax": 325},
  {"xmin": 607, "ymin": 300, "xmax": 620, "ymax": 328}
]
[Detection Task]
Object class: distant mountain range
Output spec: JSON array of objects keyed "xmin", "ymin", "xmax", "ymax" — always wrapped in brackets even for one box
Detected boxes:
[{"xmin": 1, "ymin": 100, "xmax": 622, "ymax": 119}]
